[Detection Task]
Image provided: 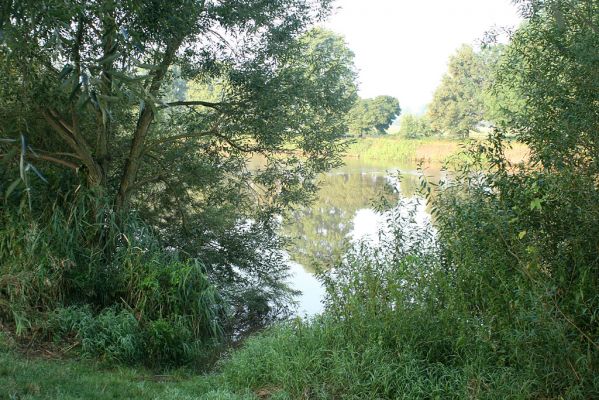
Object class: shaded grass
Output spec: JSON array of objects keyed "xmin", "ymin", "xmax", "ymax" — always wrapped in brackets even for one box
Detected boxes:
[
  {"xmin": 0, "ymin": 336, "xmax": 251, "ymax": 400},
  {"xmin": 1, "ymin": 323, "xmax": 523, "ymax": 400},
  {"xmin": 218, "ymin": 318, "xmax": 537, "ymax": 400}
]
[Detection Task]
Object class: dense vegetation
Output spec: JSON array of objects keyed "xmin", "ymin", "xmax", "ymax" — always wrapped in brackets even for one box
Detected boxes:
[
  {"xmin": 216, "ymin": 2, "xmax": 598, "ymax": 397},
  {"xmin": 0, "ymin": 0, "xmax": 357, "ymax": 365},
  {"xmin": 2, "ymin": 0, "xmax": 598, "ymax": 399}
]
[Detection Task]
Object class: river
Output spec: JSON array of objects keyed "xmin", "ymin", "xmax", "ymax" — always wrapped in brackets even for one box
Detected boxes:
[{"xmin": 283, "ymin": 158, "xmax": 445, "ymax": 316}]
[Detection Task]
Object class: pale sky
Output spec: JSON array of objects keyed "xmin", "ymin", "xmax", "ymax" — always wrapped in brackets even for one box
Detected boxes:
[{"xmin": 325, "ymin": 0, "xmax": 522, "ymax": 114}]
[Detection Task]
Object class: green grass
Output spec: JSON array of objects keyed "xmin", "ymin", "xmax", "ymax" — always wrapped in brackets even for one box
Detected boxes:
[
  {"xmin": 0, "ymin": 322, "xmax": 520, "ymax": 400},
  {"xmin": 344, "ymin": 136, "xmax": 528, "ymax": 165},
  {"xmin": 344, "ymin": 136, "xmax": 461, "ymax": 164},
  {"xmin": 0, "ymin": 347, "xmax": 252, "ymax": 400}
]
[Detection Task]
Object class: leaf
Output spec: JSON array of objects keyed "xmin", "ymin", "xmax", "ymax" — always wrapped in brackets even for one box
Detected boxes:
[
  {"xmin": 19, "ymin": 134, "xmax": 26, "ymax": 181},
  {"xmin": 529, "ymin": 198, "xmax": 542, "ymax": 211},
  {"xmin": 5, "ymin": 178, "xmax": 21, "ymax": 199},
  {"xmin": 58, "ymin": 64, "xmax": 74, "ymax": 80},
  {"xmin": 0, "ymin": 147, "xmax": 18, "ymax": 164},
  {"xmin": 518, "ymin": 230, "xmax": 527, "ymax": 240},
  {"xmin": 26, "ymin": 163, "xmax": 48, "ymax": 183},
  {"xmin": 108, "ymin": 70, "xmax": 148, "ymax": 83}
]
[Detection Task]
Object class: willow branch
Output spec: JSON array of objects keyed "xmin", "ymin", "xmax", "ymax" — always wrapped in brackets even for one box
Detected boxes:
[
  {"xmin": 29, "ymin": 154, "xmax": 79, "ymax": 170},
  {"xmin": 0, "ymin": 152, "xmax": 79, "ymax": 171},
  {"xmin": 147, "ymin": 128, "xmax": 217, "ymax": 147},
  {"xmin": 116, "ymin": 36, "xmax": 184, "ymax": 208},
  {"xmin": 42, "ymin": 108, "xmax": 102, "ymax": 183},
  {"xmin": 160, "ymin": 100, "xmax": 223, "ymax": 110}
]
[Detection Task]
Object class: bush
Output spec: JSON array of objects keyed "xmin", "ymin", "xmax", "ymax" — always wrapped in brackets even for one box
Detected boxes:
[
  {"xmin": 47, "ymin": 302, "xmax": 221, "ymax": 366},
  {"xmin": 432, "ymin": 140, "xmax": 599, "ymax": 396},
  {"xmin": 221, "ymin": 162, "xmax": 598, "ymax": 398}
]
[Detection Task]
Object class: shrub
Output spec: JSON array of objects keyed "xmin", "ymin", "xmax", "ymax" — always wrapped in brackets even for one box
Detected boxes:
[
  {"xmin": 432, "ymin": 140, "xmax": 599, "ymax": 396},
  {"xmin": 222, "ymin": 165, "xmax": 598, "ymax": 398}
]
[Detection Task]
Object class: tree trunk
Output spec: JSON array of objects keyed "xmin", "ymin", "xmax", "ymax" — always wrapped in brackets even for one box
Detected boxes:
[{"xmin": 114, "ymin": 38, "xmax": 183, "ymax": 211}]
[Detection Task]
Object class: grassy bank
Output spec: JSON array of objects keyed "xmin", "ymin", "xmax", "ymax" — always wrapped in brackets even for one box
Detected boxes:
[
  {"xmin": 0, "ymin": 333, "xmax": 252, "ymax": 400},
  {"xmin": 344, "ymin": 136, "xmax": 528, "ymax": 164}
]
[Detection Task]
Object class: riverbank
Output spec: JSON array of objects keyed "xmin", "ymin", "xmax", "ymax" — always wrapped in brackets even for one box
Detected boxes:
[
  {"xmin": 344, "ymin": 136, "xmax": 528, "ymax": 164},
  {"xmin": 0, "ymin": 348, "xmax": 226, "ymax": 399}
]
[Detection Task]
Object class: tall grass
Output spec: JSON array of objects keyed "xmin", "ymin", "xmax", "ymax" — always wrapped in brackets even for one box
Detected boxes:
[
  {"xmin": 219, "ymin": 201, "xmax": 530, "ymax": 399},
  {"xmin": 0, "ymin": 189, "xmax": 225, "ymax": 367}
]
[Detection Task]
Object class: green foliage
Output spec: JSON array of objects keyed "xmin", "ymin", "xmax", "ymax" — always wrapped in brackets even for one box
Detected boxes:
[
  {"xmin": 0, "ymin": 0, "xmax": 358, "ymax": 358},
  {"xmin": 1, "ymin": 6, "xmax": 597, "ymax": 399},
  {"xmin": 220, "ymin": 203, "xmax": 531, "ymax": 399},
  {"xmin": 347, "ymin": 95, "xmax": 401, "ymax": 135},
  {"xmin": 495, "ymin": 0, "xmax": 599, "ymax": 173},
  {"xmin": 398, "ymin": 113, "xmax": 435, "ymax": 138},
  {"xmin": 47, "ymin": 306, "xmax": 142, "ymax": 364},
  {"xmin": 222, "ymin": 5, "xmax": 599, "ymax": 396},
  {"xmin": 0, "ymin": 191, "xmax": 225, "ymax": 367},
  {"xmin": 427, "ymin": 45, "xmax": 498, "ymax": 138},
  {"xmin": 432, "ymin": 141, "xmax": 599, "ymax": 397}
]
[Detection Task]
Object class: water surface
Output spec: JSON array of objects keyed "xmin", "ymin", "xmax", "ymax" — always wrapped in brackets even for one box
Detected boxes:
[{"xmin": 285, "ymin": 158, "xmax": 444, "ymax": 316}]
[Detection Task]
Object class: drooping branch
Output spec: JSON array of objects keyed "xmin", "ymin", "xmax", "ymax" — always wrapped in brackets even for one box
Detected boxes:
[
  {"xmin": 146, "ymin": 127, "xmax": 218, "ymax": 148},
  {"xmin": 29, "ymin": 154, "xmax": 79, "ymax": 170},
  {"xmin": 212, "ymin": 131, "xmax": 266, "ymax": 153},
  {"xmin": 0, "ymin": 148, "xmax": 80, "ymax": 171},
  {"xmin": 160, "ymin": 100, "xmax": 224, "ymax": 110},
  {"xmin": 42, "ymin": 109, "xmax": 103, "ymax": 184}
]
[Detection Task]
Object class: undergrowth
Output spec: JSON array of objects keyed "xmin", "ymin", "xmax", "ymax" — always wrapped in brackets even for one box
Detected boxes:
[
  {"xmin": 219, "ymin": 140, "xmax": 598, "ymax": 399},
  {"xmin": 0, "ymin": 190, "xmax": 224, "ymax": 368}
]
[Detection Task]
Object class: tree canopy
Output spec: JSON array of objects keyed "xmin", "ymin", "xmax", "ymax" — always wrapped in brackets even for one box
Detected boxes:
[
  {"xmin": 495, "ymin": 0, "xmax": 598, "ymax": 171},
  {"xmin": 398, "ymin": 113, "xmax": 434, "ymax": 139},
  {"xmin": 347, "ymin": 95, "xmax": 401, "ymax": 135},
  {"xmin": 0, "ymin": 0, "xmax": 357, "ymax": 342},
  {"xmin": 427, "ymin": 44, "xmax": 500, "ymax": 138}
]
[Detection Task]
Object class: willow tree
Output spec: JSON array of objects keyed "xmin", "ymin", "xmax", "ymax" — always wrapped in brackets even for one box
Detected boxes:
[{"xmin": 0, "ymin": 1, "xmax": 357, "ymax": 331}]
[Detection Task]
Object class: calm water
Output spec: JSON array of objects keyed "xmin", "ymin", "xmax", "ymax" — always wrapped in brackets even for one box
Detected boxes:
[{"xmin": 284, "ymin": 158, "xmax": 445, "ymax": 316}]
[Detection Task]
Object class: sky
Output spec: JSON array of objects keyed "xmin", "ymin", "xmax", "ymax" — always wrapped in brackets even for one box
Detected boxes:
[{"xmin": 325, "ymin": 0, "xmax": 522, "ymax": 115}]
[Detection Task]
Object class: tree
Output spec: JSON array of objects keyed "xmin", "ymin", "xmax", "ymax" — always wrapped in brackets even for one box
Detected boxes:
[
  {"xmin": 398, "ymin": 113, "xmax": 435, "ymax": 139},
  {"xmin": 0, "ymin": 1, "xmax": 357, "ymax": 337},
  {"xmin": 427, "ymin": 45, "xmax": 487, "ymax": 138},
  {"xmin": 347, "ymin": 95, "xmax": 401, "ymax": 135},
  {"xmin": 496, "ymin": 0, "xmax": 598, "ymax": 172}
]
